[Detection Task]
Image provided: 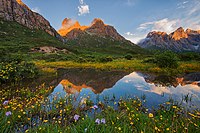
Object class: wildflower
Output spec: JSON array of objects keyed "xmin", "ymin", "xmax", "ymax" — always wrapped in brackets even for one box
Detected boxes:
[
  {"xmin": 6, "ymin": 111, "xmax": 12, "ymax": 116},
  {"xmin": 3, "ymin": 100, "xmax": 9, "ymax": 105},
  {"xmin": 18, "ymin": 115, "xmax": 21, "ymax": 118},
  {"xmin": 95, "ymin": 118, "xmax": 100, "ymax": 124},
  {"xmin": 172, "ymin": 106, "xmax": 177, "ymax": 109},
  {"xmin": 92, "ymin": 105, "xmax": 98, "ymax": 109},
  {"xmin": 43, "ymin": 120, "xmax": 48, "ymax": 123},
  {"xmin": 84, "ymin": 128, "xmax": 87, "ymax": 132},
  {"xmin": 118, "ymin": 127, "xmax": 121, "ymax": 131},
  {"xmin": 101, "ymin": 118, "xmax": 106, "ymax": 124},
  {"xmin": 80, "ymin": 98, "xmax": 87, "ymax": 105},
  {"xmin": 130, "ymin": 122, "xmax": 134, "ymax": 125},
  {"xmin": 166, "ymin": 128, "xmax": 170, "ymax": 131},
  {"xmin": 7, "ymin": 121, "xmax": 10, "ymax": 124},
  {"xmin": 74, "ymin": 114, "xmax": 80, "ymax": 121},
  {"xmin": 148, "ymin": 113, "xmax": 153, "ymax": 118}
]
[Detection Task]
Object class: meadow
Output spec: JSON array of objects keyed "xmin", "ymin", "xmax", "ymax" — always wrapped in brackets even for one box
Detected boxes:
[{"xmin": 0, "ymin": 84, "xmax": 200, "ymax": 133}]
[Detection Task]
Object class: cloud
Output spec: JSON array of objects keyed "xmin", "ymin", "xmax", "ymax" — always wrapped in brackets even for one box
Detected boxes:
[
  {"xmin": 78, "ymin": 0, "xmax": 90, "ymax": 16},
  {"xmin": 177, "ymin": 1, "xmax": 189, "ymax": 9},
  {"xmin": 137, "ymin": 18, "xmax": 179, "ymax": 34},
  {"xmin": 125, "ymin": 32, "xmax": 134, "ymax": 36},
  {"xmin": 32, "ymin": 7, "xmax": 40, "ymax": 13},
  {"xmin": 79, "ymin": 0, "xmax": 84, "ymax": 5},
  {"xmin": 124, "ymin": 33, "xmax": 146, "ymax": 44}
]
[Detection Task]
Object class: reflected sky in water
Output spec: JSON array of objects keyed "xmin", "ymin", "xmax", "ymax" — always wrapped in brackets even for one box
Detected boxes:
[{"xmin": 49, "ymin": 71, "xmax": 200, "ymax": 109}]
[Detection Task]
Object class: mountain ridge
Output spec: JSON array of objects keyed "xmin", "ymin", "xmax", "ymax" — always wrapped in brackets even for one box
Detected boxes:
[
  {"xmin": 138, "ymin": 27, "xmax": 200, "ymax": 52},
  {"xmin": 58, "ymin": 18, "xmax": 125, "ymax": 41},
  {"xmin": 0, "ymin": 0, "xmax": 63, "ymax": 41}
]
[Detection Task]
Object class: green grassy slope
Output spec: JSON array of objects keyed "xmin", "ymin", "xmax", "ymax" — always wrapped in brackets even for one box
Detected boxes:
[
  {"xmin": 0, "ymin": 19, "xmax": 65, "ymax": 54},
  {"xmin": 0, "ymin": 19, "xmax": 149, "ymax": 58},
  {"xmin": 66, "ymin": 34, "xmax": 148, "ymax": 56}
]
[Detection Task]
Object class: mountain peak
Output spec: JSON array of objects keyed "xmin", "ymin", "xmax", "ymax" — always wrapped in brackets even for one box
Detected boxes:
[
  {"xmin": 176, "ymin": 27, "xmax": 184, "ymax": 32},
  {"xmin": 58, "ymin": 18, "xmax": 87, "ymax": 36},
  {"xmin": 91, "ymin": 18, "xmax": 105, "ymax": 26},
  {"xmin": 61, "ymin": 18, "xmax": 81, "ymax": 28},
  {"xmin": 186, "ymin": 29, "xmax": 200, "ymax": 35},
  {"xmin": 170, "ymin": 27, "xmax": 188, "ymax": 40},
  {"xmin": 58, "ymin": 18, "xmax": 125, "ymax": 41},
  {"xmin": 16, "ymin": 0, "xmax": 30, "ymax": 10},
  {"xmin": 147, "ymin": 31, "xmax": 167, "ymax": 38}
]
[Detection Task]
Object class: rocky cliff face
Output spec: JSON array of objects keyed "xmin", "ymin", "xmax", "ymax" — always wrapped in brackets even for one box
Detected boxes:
[
  {"xmin": 58, "ymin": 18, "xmax": 125, "ymax": 41},
  {"xmin": 0, "ymin": 0, "xmax": 62, "ymax": 40},
  {"xmin": 138, "ymin": 27, "xmax": 200, "ymax": 52}
]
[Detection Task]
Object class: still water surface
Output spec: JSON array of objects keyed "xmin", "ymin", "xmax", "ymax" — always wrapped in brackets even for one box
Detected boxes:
[{"xmin": 48, "ymin": 69, "xmax": 200, "ymax": 109}]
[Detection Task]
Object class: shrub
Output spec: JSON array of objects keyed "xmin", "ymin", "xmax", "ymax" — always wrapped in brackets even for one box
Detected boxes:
[
  {"xmin": 178, "ymin": 52, "xmax": 200, "ymax": 61},
  {"xmin": 0, "ymin": 61, "xmax": 38, "ymax": 84},
  {"xmin": 124, "ymin": 54, "xmax": 133, "ymax": 60},
  {"xmin": 98, "ymin": 56, "xmax": 113, "ymax": 63},
  {"xmin": 155, "ymin": 51, "xmax": 179, "ymax": 68}
]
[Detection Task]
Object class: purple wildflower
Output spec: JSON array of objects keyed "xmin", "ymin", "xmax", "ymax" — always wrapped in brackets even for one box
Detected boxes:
[
  {"xmin": 93, "ymin": 105, "xmax": 98, "ymax": 109},
  {"xmin": 74, "ymin": 114, "xmax": 80, "ymax": 121},
  {"xmin": 95, "ymin": 118, "xmax": 100, "ymax": 125},
  {"xmin": 101, "ymin": 118, "xmax": 106, "ymax": 124},
  {"xmin": 6, "ymin": 111, "xmax": 12, "ymax": 116},
  {"xmin": 3, "ymin": 100, "xmax": 9, "ymax": 105}
]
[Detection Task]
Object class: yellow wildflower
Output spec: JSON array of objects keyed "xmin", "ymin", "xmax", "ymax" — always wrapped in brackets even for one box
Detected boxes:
[
  {"xmin": 43, "ymin": 120, "xmax": 48, "ymax": 123},
  {"xmin": 148, "ymin": 113, "xmax": 154, "ymax": 118}
]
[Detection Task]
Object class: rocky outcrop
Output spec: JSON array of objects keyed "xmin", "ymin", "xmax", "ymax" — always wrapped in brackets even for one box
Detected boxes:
[
  {"xmin": 0, "ymin": 0, "xmax": 63, "ymax": 40},
  {"xmin": 58, "ymin": 18, "xmax": 125, "ymax": 41},
  {"xmin": 58, "ymin": 18, "xmax": 88, "ymax": 37},
  {"xmin": 138, "ymin": 27, "xmax": 200, "ymax": 52}
]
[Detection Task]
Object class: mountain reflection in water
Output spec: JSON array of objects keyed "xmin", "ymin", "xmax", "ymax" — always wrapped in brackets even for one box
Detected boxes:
[{"xmin": 49, "ymin": 69, "xmax": 200, "ymax": 109}]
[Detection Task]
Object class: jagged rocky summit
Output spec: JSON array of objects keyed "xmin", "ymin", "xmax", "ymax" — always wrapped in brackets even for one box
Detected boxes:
[{"xmin": 138, "ymin": 27, "xmax": 200, "ymax": 52}]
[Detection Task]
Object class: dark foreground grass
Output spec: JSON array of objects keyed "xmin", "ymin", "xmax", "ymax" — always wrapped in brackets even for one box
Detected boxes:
[{"xmin": 0, "ymin": 84, "xmax": 199, "ymax": 133}]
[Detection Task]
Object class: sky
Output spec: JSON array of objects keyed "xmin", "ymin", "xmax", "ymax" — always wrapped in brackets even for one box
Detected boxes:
[{"xmin": 22, "ymin": 0, "xmax": 200, "ymax": 43}]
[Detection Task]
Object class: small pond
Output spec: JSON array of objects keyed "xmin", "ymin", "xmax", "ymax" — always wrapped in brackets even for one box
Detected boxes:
[{"xmin": 48, "ymin": 68, "xmax": 200, "ymax": 109}]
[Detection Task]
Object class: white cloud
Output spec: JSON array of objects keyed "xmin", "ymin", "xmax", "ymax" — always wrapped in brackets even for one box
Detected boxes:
[
  {"xmin": 124, "ymin": 33, "xmax": 146, "ymax": 44},
  {"xmin": 78, "ymin": 5, "xmax": 90, "ymax": 16},
  {"xmin": 177, "ymin": 1, "xmax": 189, "ymax": 9},
  {"xmin": 78, "ymin": 0, "xmax": 90, "ymax": 16},
  {"xmin": 32, "ymin": 7, "xmax": 40, "ymax": 13},
  {"xmin": 137, "ymin": 18, "xmax": 179, "ymax": 34},
  {"xmin": 125, "ymin": 32, "xmax": 134, "ymax": 36},
  {"xmin": 79, "ymin": 0, "xmax": 84, "ymax": 5}
]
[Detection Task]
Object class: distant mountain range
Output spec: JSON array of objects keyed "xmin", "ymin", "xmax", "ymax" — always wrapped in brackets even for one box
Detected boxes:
[{"xmin": 138, "ymin": 27, "xmax": 200, "ymax": 52}]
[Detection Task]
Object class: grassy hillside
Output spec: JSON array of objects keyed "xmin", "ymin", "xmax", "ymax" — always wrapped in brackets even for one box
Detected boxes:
[
  {"xmin": 0, "ymin": 19, "xmax": 149, "ymax": 60},
  {"xmin": 66, "ymin": 34, "xmax": 148, "ymax": 56},
  {"xmin": 0, "ymin": 19, "xmax": 65, "ymax": 54}
]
